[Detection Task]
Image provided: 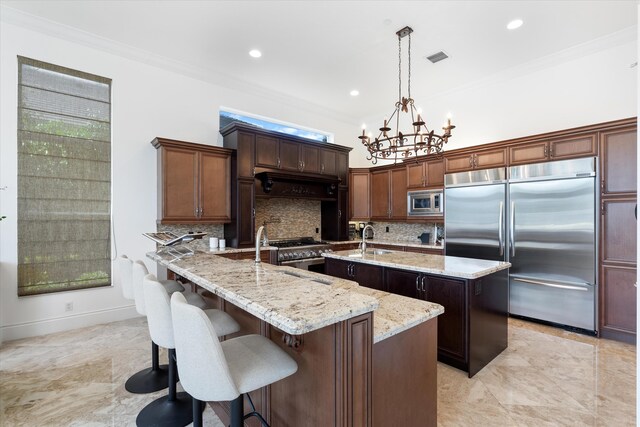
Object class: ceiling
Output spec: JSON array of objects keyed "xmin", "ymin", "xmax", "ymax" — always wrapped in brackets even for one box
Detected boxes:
[{"xmin": 2, "ymin": 1, "xmax": 637, "ymax": 123}]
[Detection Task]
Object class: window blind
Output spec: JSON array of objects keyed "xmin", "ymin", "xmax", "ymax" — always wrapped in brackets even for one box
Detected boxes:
[{"xmin": 17, "ymin": 56, "xmax": 112, "ymax": 296}]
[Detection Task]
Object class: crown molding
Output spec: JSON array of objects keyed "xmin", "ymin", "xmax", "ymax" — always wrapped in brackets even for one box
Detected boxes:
[{"xmin": 0, "ymin": 5, "xmax": 359, "ymax": 125}]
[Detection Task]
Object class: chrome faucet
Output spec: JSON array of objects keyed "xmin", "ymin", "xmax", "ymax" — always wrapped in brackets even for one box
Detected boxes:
[
  {"xmin": 360, "ymin": 224, "xmax": 374, "ymax": 253},
  {"xmin": 255, "ymin": 225, "xmax": 266, "ymax": 264}
]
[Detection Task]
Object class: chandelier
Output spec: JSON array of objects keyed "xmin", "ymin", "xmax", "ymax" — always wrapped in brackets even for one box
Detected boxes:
[{"xmin": 359, "ymin": 26, "xmax": 455, "ymax": 164}]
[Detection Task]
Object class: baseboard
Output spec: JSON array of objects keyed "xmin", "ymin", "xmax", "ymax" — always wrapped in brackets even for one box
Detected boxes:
[{"xmin": 0, "ymin": 304, "xmax": 140, "ymax": 343}]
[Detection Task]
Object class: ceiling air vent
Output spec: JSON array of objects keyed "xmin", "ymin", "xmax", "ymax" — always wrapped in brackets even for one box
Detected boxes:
[{"xmin": 426, "ymin": 51, "xmax": 449, "ymax": 64}]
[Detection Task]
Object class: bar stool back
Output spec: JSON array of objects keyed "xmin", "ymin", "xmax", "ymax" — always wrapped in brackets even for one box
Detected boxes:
[
  {"xmin": 139, "ymin": 275, "xmax": 240, "ymax": 426},
  {"xmin": 171, "ymin": 292, "xmax": 298, "ymax": 427}
]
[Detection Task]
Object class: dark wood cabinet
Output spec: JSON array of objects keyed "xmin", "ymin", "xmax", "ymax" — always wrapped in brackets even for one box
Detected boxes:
[
  {"xmin": 336, "ymin": 151, "xmax": 349, "ymax": 185},
  {"xmin": 445, "ymin": 148, "xmax": 506, "ymax": 173},
  {"xmin": 324, "ymin": 258, "xmax": 384, "ymax": 290},
  {"xmin": 221, "ymin": 123, "xmax": 351, "ymax": 247},
  {"xmin": 370, "ymin": 166, "xmax": 407, "ymax": 220},
  {"xmin": 255, "ymin": 135, "xmax": 280, "ymax": 169},
  {"xmin": 327, "ymin": 259, "xmax": 509, "ymax": 377},
  {"xmin": 152, "ymin": 138, "xmax": 231, "ymax": 224},
  {"xmin": 423, "ymin": 276, "xmax": 466, "ymax": 361},
  {"xmin": 598, "ymin": 125, "xmax": 637, "ymax": 343},
  {"xmin": 509, "ymin": 134, "xmax": 597, "ymax": 166},
  {"xmin": 321, "ymin": 189, "xmax": 349, "ymax": 241},
  {"xmin": 600, "ymin": 128, "xmax": 637, "ymax": 195},
  {"xmin": 349, "ymin": 169, "xmax": 370, "ymax": 220},
  {"xmin": 406, "ymin": 158, "xmax": 444, "ymax": 189},
  {"xmin": 320, "ymin": 149, "xmax": 336, "ymax": 176}
]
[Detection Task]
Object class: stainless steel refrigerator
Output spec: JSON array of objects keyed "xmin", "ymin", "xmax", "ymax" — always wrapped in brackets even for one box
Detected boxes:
[{"xmin": 444, "ymin": 157, "xmax": 597, "ymax": 332}]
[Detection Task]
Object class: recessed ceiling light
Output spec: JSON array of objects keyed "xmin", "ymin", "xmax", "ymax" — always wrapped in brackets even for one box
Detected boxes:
[
  {"xmin": 507, "ymin": 19, "xmax": 523, "ymax": 30},
  {"xmin": 249, "ymin": 49, "xmax": 262, "ymax": 58},
  {"xmin": 350, "ymin": 90, "xmax": 360, "ymax": 97}
]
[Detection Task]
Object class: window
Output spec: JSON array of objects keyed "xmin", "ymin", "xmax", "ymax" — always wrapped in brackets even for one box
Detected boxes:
[
  {"xmin": 219, "ymin": 108, "xmax": 332, "ymax": 143},
  {"xmin": 17, "ymin": 57, "xmax": 112, "ymax": 296}
]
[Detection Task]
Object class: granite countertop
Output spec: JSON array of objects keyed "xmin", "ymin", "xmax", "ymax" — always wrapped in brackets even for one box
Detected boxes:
[
  {"xmin": 148, "ymin": 251, "xmax": 443, "ymax": 342},
  {"xmin": 323, "ymin": 249, "xmax": 510, "ymax": 280},
  {"xmin": 328, "ymin": 239, "xmax": 444, "ymax": 250}
]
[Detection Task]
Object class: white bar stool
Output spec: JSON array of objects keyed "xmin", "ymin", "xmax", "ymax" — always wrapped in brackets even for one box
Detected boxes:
[
  {"xmin": 171, "ymin": 292, "xmax": 298, "ymax": 427},
  {"xmin": 138, "ymin": 274, "xmax": 240, "ymax": 426}
]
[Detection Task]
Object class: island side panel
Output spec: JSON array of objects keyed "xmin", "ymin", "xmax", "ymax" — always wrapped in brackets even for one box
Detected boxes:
[
  {"xmin": 200, "ymin": 285, "xmax": 373, "ymax": 427},
  {"xmin": 468, "ymin": 269, "xmax": 509, "ymax": 378},
  {"xmin": 372, "ymin": 317, "xmax": 437, "ymax": 427}
]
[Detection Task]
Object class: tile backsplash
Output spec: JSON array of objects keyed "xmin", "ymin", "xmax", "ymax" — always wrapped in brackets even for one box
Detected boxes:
[
  {"xmin": 255, "ymin": 198, "xmax": 321, "ymax": 240},
  {"xmin": 367, "ymin": 222, "xmax": 443, "ymax": 245}
]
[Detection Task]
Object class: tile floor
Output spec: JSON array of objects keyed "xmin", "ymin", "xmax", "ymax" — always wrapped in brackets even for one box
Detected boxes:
[{"xmin": 0, "ymin": 317, "xmax": 635, "ymax": 426}]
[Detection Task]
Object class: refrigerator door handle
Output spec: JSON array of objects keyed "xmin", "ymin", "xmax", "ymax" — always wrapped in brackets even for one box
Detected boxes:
[
  {"xmin": 498, "ymin": 201, "xmax": 504, "ymax": 256},
  {"xmin": 509, "ymin": 201, "xmax": 516, "ymax": 257},
  {"xmin": 512, "ymin": 276, "xmax": 590, "ymax": 292}
]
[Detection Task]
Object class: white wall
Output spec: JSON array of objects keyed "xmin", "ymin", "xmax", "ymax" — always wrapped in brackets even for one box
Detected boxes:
[{"xmin": 0, "ymin": 17, "xmax": 357, "ymax": 342}]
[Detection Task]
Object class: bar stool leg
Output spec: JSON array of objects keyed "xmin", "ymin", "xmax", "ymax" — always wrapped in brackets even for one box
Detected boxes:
[
  {"xmin": 125, "ymin": 342, "xmax": 169, "ymax": 394},
  {"xmin": 230, "ymin": 395, "xmax": 244, "ymax": 427},
  {"xmin": 192, "ymin": 398, "xmax": 203, "ymax": 427}
]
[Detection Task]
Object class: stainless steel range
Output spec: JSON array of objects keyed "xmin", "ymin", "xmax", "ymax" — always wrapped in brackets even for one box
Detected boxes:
[{"xmin": 270, "ymin": 237, "xmax": 333, "ymax": 272}]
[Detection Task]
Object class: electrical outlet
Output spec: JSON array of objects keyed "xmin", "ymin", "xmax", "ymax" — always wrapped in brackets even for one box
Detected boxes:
[
  {"xmin": 65, "ymin": 301, "xmax": 73, "ymax": 312},
  {"xmin": 385, "ymin": 226, "xmax": 389, "ymax": 232},
  {"xmin": 315, "ymin": 227, "xmax": 319, "ymax": 233}
]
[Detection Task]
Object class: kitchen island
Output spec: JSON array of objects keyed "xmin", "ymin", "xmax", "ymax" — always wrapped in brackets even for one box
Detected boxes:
[
  {"xmin": 324, "ymin": 249, "xmax": 510, "ymax": 377},
  {"xmin": 148, "ymin": 250, "xmax": 443, "ymax": 426}
]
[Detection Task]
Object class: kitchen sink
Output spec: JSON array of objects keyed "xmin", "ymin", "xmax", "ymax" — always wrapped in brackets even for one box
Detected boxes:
[{"xmin": 349, "ymin": 249, "xmax": 393, "ymax": 257}]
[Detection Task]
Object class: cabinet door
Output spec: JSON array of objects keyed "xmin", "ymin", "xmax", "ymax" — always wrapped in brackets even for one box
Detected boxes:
[
  {"xmin": 444, "ymin": 153, "xmax": 474, "ymax": 173},
  {"xmin": 237, "ymin": 179, "xmax": 255, "ymax": 247},
  {"xmin": 550, "ymin": 134, "xmax": 597, "ymax": 160},
  {"xmin": 301, "ymin": 145, "xmax": 320, "ymax": 173},
  {"xmin": 324, "ymin": 258, "xmax": 351, "ymax": 281},
  {"xmin": 390, "ymin": 167, "xmax": 407, "ymax": 220},
  {"xmin": 370, "ymin": 170, "xmax": 390, "ymax": 219},
  {"xmin": 425, "ymin": 158, "xmax": 444, "ymax": 187},
  {"xmin": 320, "ymin": 149, "xmax": 337, "ymax": 175},
  {"xmin": 162, "ymin": 147, "xmax": 198, "ymax": 221},
  {"xmin": 279, "ymin": 139, "xmax": 301, "ymax": 171},
  {"xmin": 199, "ymin": 151, "xmax": 231, "ymax": 222},
  {"xmin": 255, "ymin": 135, "xmax": 279, "ymax": 168},
  {"xmin": 424, "ymin": 276, "xmax": 466, "ymax": 361},
  {"xmin": 475, "ymin": 148, "xmax": 507, "ymax": 170},
  {"xmin": 385, "ymin": 268, "xmax": 420, "ymax": 299},
  {"xmin": 349, "ymin": 171, "xmax": 370, "ymax": 220},
  {"xmin": 600, "ymin": 265, "xmax": 637, "ymax": 335},
  {"xmin": 509, "ymin": 141, "xmax": 549, "ymax": 166},
  {"xmin": 406, "ymin": 162, "xmax": 426, "ymax": 188},
  {"xmin": 237, "ymin": 132, "xmax": 255, "ymax": 178},
  {"xmin": 600, "ymin": 128, "xmax": 637, "ymax": 195},
  {"xmin": 601, "ymin": 198, "xmax": 637, "ymax": 265},
  {"xmin": 352, "ymin": 263, "xmax": 384, "ymax": 290},
  {"xmin": 336, "ymin": 151, "xmax": 349, "ymax": 185}
]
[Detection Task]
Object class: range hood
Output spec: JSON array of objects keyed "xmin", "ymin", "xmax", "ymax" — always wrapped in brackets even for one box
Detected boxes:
[{"xmin": 255, "ymin": 170, "xmax": 340, "ymax": 201}]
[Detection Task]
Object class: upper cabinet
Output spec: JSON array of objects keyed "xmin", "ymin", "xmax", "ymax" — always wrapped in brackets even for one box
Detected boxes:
[
  {"xmin": 223, "ymin": 124, "xmax": 350, "ymax": 179},
  {"xmin": 370, "ymin": 166, "xmax": 407, "ymax": 220},
  {"xmin": 509, "ymin": 134, "xmax": 597, "ymax": 166},
  {"xmin": 349, "ymin": 169, "xmax": 370, "ymax": 220},
  {"xmin": 406, "ymin": 157, "xmax": 444, "ymax": 189},
  {"xmin": 600, "ymin": 128, "xmax": 637, "ymax": 196},
  {"xmin": 152, "ymin": 137, "xmax": 232, "ymax": 224},
  {"xmin": 445, "ymin": 148, "xmax": 507, "ymax": 173}
]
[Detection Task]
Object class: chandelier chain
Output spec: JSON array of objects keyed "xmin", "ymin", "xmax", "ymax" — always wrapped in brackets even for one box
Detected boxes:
[
  {"xmin": 398, "ymin": 33, "xmax": 402, "ymax": 104},
  {"xmin": 408, "ymin": 32, "xmax": 411, "ymax": 100}
]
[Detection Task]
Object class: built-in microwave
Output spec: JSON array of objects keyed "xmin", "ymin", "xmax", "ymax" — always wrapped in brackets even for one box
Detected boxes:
[{"xmin": 407, "ymin": 189, "xmax": 443, "ymax": 216}]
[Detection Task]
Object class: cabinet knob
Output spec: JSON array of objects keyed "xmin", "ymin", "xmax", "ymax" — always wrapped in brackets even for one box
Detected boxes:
[
  {"xmin": 543, "ymin": 145, "xmax": 548, "ymax": 158},
  {"xmin": 338, "ymin": 209, "xmax": 342, "ymax": 218},
  {"xmin": 469, "ymin": 156, "xmax": 473, "ymax": 167},
  {"xmin": 277, "ymin": 158, "xmax": 281, "ymax": 168},
  {"xmin": 321, "ymin": 164, "xmax": 325, "ymax": 173},
  {"xmin": 549, "ymin": 146, "xmax": 554, "ymax": 158},
  {"xmin": 416, "ymin": 276, "xmax": 420, "ymax": 292}
]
